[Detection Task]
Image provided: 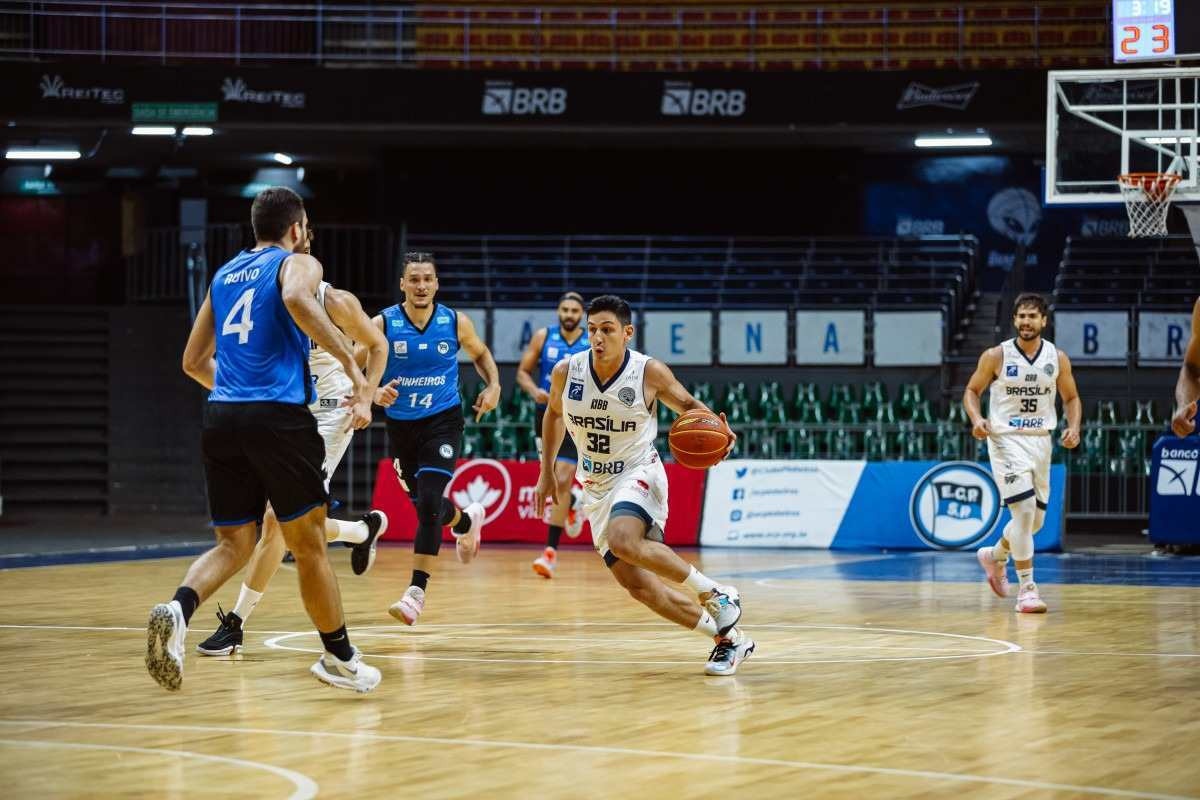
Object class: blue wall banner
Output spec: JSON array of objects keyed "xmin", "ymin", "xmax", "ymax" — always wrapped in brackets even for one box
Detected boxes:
[
  {"xmin": 1053, "ymin": 311, "xmax": 1130, "ymax": 362},
  {"xmin": 701, "ymin": 459, "xmax": 1065, "ymax": 551},
  {"xmin": 795, "ymin": 310, "xmax": 865, "ymax": 365},
  {"xmin": 1138, "ymin": 312, "xmax": 1193, "ymax": 364},
  {"xmin": 874, "ymin": 311, "xmax": 943, "ymax": 366},
  {"xmin": 490, "ymin": 308, "xmax": 557, "ymax": 363},
  {"xmin": 1149, "ymin": 435, "xmax": 1200, "ymax": 545},
  {"xmin": 643, "ymin": 311, "xmax": 713, "ymax": 365},
  {"xmin": 718, "ymin": 310, "xmax": 788, "ymax": 365}
]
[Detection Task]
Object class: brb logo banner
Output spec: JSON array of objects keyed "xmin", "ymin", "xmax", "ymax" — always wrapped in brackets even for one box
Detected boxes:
[
  {"xmin": 1149, "ymin": 436, "xmax": 1200, "ymax": 545},
  {"xmin": 482, "ymin": 81, "xmax": 567, "ymax": 116},
  {"xmin": 660, "ymin": 81, "xmax": 747, "ymax": 117}
]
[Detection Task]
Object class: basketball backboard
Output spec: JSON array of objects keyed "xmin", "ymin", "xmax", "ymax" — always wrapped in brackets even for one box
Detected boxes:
[{"xmin": 1045, "ymin": 67, "xmax": 1200, "ymax": 205}]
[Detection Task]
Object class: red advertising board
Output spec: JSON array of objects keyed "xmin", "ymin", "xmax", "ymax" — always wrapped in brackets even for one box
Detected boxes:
[{"xmin": 369, "ymin": 458, "xmax": 706, "ymax": 547}]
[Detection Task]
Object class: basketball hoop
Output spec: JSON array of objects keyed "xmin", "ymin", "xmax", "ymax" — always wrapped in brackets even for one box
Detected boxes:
[{"xmin": 1118, "ymin": 172, "xmax": 1181, "ymax": 238}]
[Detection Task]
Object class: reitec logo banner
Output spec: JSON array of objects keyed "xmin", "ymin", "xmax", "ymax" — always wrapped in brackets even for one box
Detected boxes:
[
  {"xmin": 660, "ymin": 81, "xmax": 746, "ymax": 117},
  {"xmin": 482, "ymin": 81, "xmax": 567, "ymax": 115}
]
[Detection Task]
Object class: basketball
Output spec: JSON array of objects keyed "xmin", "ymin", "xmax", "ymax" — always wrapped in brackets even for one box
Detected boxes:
[{"xmin": 669, "ymin": 409, "xmax": 730, "ymax": 470}]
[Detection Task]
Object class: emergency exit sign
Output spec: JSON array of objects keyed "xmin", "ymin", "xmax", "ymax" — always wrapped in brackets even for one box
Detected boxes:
[{"xmin": 131, "ymin": 102, "xmax": 218, "ymax": 123}]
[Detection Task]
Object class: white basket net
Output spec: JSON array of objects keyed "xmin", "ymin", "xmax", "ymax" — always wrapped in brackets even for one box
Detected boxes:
[{"xmin": 1118, "ymin": 173, "xmax": 1181, "ymax": 238}]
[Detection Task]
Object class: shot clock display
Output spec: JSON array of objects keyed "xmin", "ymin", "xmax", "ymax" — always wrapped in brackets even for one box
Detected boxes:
[{"xmin": 1113, "ymin": 0, "xmax": 1200, "ymax": 62}]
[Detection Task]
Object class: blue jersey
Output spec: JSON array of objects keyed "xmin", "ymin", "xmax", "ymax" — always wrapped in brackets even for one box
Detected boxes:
[
  {"xmin": 536, "ymin": 327, "xmax": 589, "ymax": 408},
  {"xmin": 382, "ymin": 302, "xmax": 462, "ymax": 421},
  {"xmin": 208, "ymin": 246, "xmax": 313, "ymax": 405}
]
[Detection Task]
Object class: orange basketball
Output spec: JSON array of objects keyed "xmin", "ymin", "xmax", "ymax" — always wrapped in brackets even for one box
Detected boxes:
[{"xmin": 669, "ymin": 409, "xmax": 730, "ymax": 470}]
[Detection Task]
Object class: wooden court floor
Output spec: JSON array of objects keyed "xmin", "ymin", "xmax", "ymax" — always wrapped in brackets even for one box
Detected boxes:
[{"xmin": 0, "ymin": 545, "xmax": 1198, "ymax": 799}]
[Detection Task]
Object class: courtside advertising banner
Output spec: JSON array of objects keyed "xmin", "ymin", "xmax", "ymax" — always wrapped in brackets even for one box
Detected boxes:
[
  {"xmin": 701, "ymin": 459, "xmax": 1064, "ymax": 551},
  {"xmin": 371, "ymin": 458, "xmax": 706, "ymax": 546},
  {"xmin": 1148, "ymin": 435, "xmax": 1200, "ymax": 545}
]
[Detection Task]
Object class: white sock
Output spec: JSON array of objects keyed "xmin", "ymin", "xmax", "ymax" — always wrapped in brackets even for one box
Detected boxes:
[
  {"xmin": 231, "ymin": 584, "xmax": 263, "ymax": 623},
  {"xmin": 693, "ymin": 610, "xmax": 718, "ymax": 638},
  {"xmin": 329, "ymin": 518, "xmax": 368, "ymax": 544},
  {"xmin": 1016, "ymin": 567, "xmax": 1034, "ymax": 588},
  {"xmin": 684, "ymin": 566, "xmax": 719, "ymax": 595}
]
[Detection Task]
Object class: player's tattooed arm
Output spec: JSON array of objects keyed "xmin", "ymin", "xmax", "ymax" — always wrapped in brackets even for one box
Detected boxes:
[
  {"xmin": 645, "ymin": 359, "xmax": 736, "ymax": 456},
  {"xmin": 963, "ymin": 346, "xmax": 1001, "ymax": 440},
  {"xmin": 1056, "ymin": 351, "xmax": 1082, "ymax": 449},
  {"xmin": 1172, "ymin": 297, "xmax": 1200, "ymax": 437},
  {"xmin": 458, "ymin": 311, "xmax": 501, "ymax": 421},
  {"xmin": 181, "ymin": 291, "xmax": 217, "ymax": 390},
  {"xmin": 515, "ymin": 327, "xmax": 550, "ymax": 405},
  {"xmin": 534, "ymin": 360, "xmax": 570, "ymax": 515}
]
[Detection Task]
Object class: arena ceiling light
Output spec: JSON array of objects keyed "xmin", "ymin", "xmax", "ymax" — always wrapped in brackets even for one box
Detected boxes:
[
  {"xmin": 914, "ymin": 133, "xmax": 993, "ymax": 149},
  {"xmin": 5, "ymin": 146, "xmax": 81, "ymax": 160},
  {"xmin": 131, "ymin": 126, "xmax": 177, "ymax": 136},
  {"xmin": 272, "ymin": 152, "xmax": 294, "ymax": 165},
  {"xmin": 182, "ymin": 126, "xmax": 214, "ymax": 136}
]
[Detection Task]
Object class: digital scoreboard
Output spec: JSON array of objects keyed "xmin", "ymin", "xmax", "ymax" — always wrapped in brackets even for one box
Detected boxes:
[{"xmin": 1113, "ymin": 0, "xmax": 1200, "ymax": 62}]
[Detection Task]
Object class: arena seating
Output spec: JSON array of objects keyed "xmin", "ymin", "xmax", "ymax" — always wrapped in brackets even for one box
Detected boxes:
[
  {"xmin": 413, "ymin": 233, "xmax": 977, "ymax": 332},
  {"xmin": 459, "ymin": 377, "xmax": 1164, "ymax": 477},
  {"xmin": 1054, "ymin": 235, "xmax": 1200, "ymax": 310},
  {"xmin": 414, "ymin": 1, "xmax": 1108, "ymax": 71}
]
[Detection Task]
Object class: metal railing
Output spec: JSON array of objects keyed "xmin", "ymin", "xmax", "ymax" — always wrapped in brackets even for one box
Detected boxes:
[
  {"xmin": 327, "ymin": 418, "xmax": 1163, "ymax": 519},
  {"xmin": 0, "ymin": 1, "xmax": 1110, "ymax": 69}
]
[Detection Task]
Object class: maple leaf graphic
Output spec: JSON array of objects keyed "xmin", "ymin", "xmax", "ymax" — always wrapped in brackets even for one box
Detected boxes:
[{"xmin": 452, "ymin": 475, "xmax": 501, "ymax": 509}]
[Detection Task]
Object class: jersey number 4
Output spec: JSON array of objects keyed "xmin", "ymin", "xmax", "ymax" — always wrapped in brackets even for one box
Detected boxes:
[{"xmin": 221, "ymin": 288, "xmax": 255, "ymax": 345}]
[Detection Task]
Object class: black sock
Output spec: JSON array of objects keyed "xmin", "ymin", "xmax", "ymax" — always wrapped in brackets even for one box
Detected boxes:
[
  {"xmin": 319, "ymin": 625, "xmax": 355, "ymax": 662},
  {"xmin": 546, "ymin": 525, "xmax": 564, "ymax": 550},
  {"xmin": 172, "ymin": 586, "xmax": 199, "ymax": 625},
  {"xmin": 451, "ymin": 511, "xmax": 471, "ymax": 535},
  {"xmin": 411, "ymin": 569, "xmax": 430, "ymax": 591}
]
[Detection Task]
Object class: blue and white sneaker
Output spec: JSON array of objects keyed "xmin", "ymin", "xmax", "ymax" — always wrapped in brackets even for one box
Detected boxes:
[{"xmin": 705, "ymin": 629, "xmax": 756, "ymax": 677}]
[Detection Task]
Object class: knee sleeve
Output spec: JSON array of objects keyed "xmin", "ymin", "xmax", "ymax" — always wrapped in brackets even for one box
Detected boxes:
[
  {"xmin": 438, "ymin": 497, "xmax": 457, "ymax": 527},
  {"xmin": 1006, "ymin": 497, "xmax": 1037, "ymax": 561},
  {"xmin": 413, "ymin": 471, "xmax": 451, "ymax": 556}
]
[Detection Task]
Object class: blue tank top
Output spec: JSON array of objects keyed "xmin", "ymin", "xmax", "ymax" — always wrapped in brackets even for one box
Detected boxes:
[
  {"xmin": 208, "ymin": 247, "xmax": 313, "ymax": 405},
  {"xmin": 536, "ymin": 327, "xmax": 590, "ymax": 409},
  {"xmin": 382, "ymin": 302, "xmax": 462, "ymax": 421}
]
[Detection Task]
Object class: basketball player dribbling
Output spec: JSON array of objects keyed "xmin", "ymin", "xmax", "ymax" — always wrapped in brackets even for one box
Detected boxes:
[
  {"xmin": 516, "ymin": 291, "xmax": 589, "ymax": 578},
  {"xmin": 964, "ymin": 293, "xmax": 1083, "ymax": 614},
  {"xmin": 1170, "ymin": 297, "xmax": 1200, "ymax": 438},
  {"xmin": 148, "ymin": 187, "xmax": 381, "ymax": 693},
  {"xmin": 534, "ymin": 294, "xmax": 754, "ymax": 675},
  {"xmin": 195, "ymin": 226, "xmax": 394, "ymax": 657}
]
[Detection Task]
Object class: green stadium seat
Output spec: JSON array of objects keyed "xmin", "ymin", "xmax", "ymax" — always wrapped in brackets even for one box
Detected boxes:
[
  {"xmin": 690, "ymin": 382, "xmax": 714, "ymax": 405},
  {"xmin": 781, "ymin": 427, "xmax": 817, "ymax": 458},
  {"xmin": 861, "ymin": 381, "xmax": 887, "ymax": 414},
  {"xmin": 897, "ymin": 383, "xmax": 925, "ymax": 416},
  {"xmin": 873, "ymin": 401, "xmax": 897, "ymax": 424},
  {"xmin": 835, "ymin": 403, "xmax": 862, "ymax": 424},
  {"xmin": 823, "ymin": 428, "xmax": 858, "ymax": 460},
  {"xmin": 909, "ymin": 401, "xmax": 935, "ymax": 424},
  {"xmin": 491, "ymin": 421, "xmax": 521, "ymax": 460},
  {"xmin": 761, "ymin": 399, "xmax": 788, "ymax": 425},
  {"xmin": 827, "ymin": 384, "xmax": 855, "ymax": 415},
  {"xmin": 945, "ymin": 402, "xmax": 969, "ymax": 425},
  {"xmin": 1093, "ymin": 400, "xmax": 1120, "ymax": 427},
  {"xmin": 935, "ymin": 423, "xmax": 962, "ymax": 460},
  {"xmin": 864, "ymin": 427, "xmax": 890, "ymax": 461},
  {"xmin": 1133, "ymin": 400, "xmax": 1157, "ymax": 425}
]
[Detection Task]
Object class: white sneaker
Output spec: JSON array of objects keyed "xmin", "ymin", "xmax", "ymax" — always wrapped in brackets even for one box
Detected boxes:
[
  {"xmin": 532, "ymin": 547, "xmax": 557, "ymax": 579},
  {"xmin": 388, "ymin": 585, "xmax": 425, "ymax": 626},
  {"xmin": 705, "ymin": 629, "xmax": 756, "ymax": 677},
  {"xmin": 455, "ymin": 502, "xmax": 484, "ymax": 564},
  {"xmin": 310, "ymin": 646, "xmax": 382, "ymax": 693},
  {"xmin": 703, "ymin": 584, "xmax": 743, "ymax": 637},
  {"xmin": 146, "ymin": 600, "xmax": 188, "ymax": 691},
  {"xmin": 565, "ymin": 486, "xmax": 585, "ymax": 538}
]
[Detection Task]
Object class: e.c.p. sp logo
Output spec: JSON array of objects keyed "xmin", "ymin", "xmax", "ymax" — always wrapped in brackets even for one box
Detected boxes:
[{"xmin": 908, "ymin": 461, "xmax": 1001, "ymax": 549}]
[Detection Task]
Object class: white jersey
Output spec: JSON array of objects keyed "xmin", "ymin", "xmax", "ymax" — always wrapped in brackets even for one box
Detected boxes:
[
  {"xmin": 988, "ymin": 337, "xmax": 1059, "ymax": 436},
  {"xmin": 562, "ymin": 348, "xmax": 659, "ymax": 495},
  {"xmin": 308, "ymin": 281, "xmax": 354, "ymax": 413}
]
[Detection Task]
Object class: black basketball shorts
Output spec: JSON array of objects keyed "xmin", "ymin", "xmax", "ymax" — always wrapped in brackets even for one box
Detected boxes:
[
  {"xmin": 535, "ymin": 407, "xmax": 578, "ymax": 463},
  {"xmin": 202, "ymin": 401, "xmax": 329, "ymax": 526},
  {"xmin": 385, "ymin": 405, "xmax": 466, "ymax": 496}
]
